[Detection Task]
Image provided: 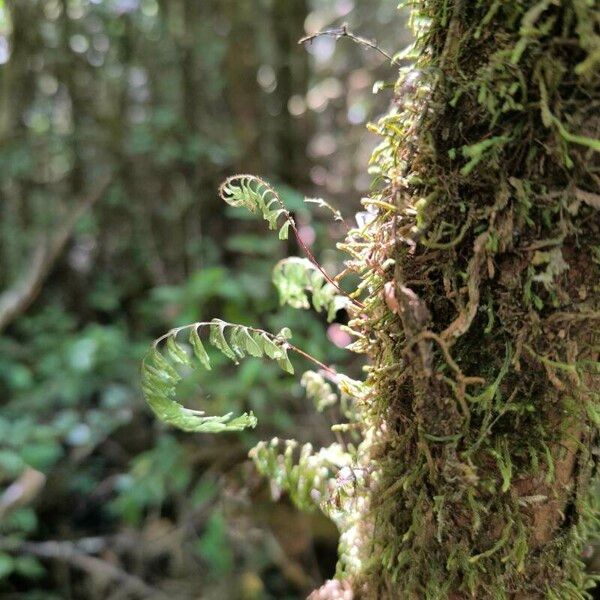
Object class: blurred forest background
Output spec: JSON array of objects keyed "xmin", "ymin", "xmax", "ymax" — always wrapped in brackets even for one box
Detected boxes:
[{"xmin": 0, "ymin": 1, "xmax": 408, "ymax": 598}]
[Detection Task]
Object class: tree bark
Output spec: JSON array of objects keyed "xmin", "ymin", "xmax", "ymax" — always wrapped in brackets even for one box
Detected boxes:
[{"xmin": 348, "ymin": 1, "xmax": 600, "ymax": 598}]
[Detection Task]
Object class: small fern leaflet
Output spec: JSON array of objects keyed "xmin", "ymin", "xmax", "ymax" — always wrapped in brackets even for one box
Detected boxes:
[
  {"xmin": 301, "ymin": 370, "xmax": 338, "ymax": 412},
  {"xmin": 219, "ymin": 174, "xmax": 291, "ymax": 240}
]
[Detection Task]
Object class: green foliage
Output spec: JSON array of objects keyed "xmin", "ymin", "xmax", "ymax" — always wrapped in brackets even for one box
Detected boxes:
[
  {"xmin": 12, "ymin": 556, "xmax": 45, "ymax": 580},
  {"xmin": 139, "ymin": 173, "xmax": 368, "ymax": 581},
  {"xmin": 111, "ymin": 435, "xmax": 192, "ymax": 525},
  {"xmin": 195, "ymin": 510, "xmax": 234, "ymax": 578},
  {"xmin": 141, "ymin": 320, "xmax": 296, "ymax": 433},
  {"xmin": 0, "ymin": 555, "xmax": 15, "ymax": 580},
  {"xmin": 273, "ymin": 257, "xmax": 349, "ymax": 322},
  {"xmin": 219, "ymin": 175, "xmax": 292, "ymax": 240},
  {"xmin": 0, "ymin": 308, "xmax": 137, "ymax": 479},
  {"xmin": 301, "ymin": 371, "xmax": 338, "ymax": 412},
  {"xmin": 250, "ymin": 438, "xmax": 350, "ymax": 514},
  {"xmin": 141, "ymin": 175, "xmax": 356, "ymax": 436},
  {"xmin": 0, "ymin": 0, "xmax": 394, "ymax": 596}
]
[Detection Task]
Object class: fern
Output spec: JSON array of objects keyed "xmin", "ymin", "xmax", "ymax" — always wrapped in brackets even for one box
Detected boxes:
[
  {"xmin": 140, "ymin": 175, "xmax": 368, "ymax": 581},
  {"xmin": 220, "ymin": 174, "xmax": 362, "ymax": 310},
  {"xmin": 301, "ymin": 370, "xmax": 338, "ymax": 412},
  {"xmin": 219, "ymin": 175, "xmax": 291, "ymax": 240},
  {"xmin": 272, "ymin": 257, "xmax": 349, "ymax": 322},
  {"xmin": 141, "ymin": 320, "xmax": 294, "ymax": 433},
  {"xmin": 250, "ymin": 438, "xmax": 350, "ymax": 513}
]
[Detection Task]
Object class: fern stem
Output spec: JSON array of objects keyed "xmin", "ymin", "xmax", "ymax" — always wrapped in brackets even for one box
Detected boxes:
[
  {"xmin": 284, "ymin": 341, "xmax": 337, "ymax": 376},
  {"xmin": 287, "ymin": 217, "xmax": 365, "ymax": 309}
]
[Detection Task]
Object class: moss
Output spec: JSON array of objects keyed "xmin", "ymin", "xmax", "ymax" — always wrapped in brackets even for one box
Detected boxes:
[{"xmin": 346, "ymin": 0, "xmax": 600, "ymax": 597}]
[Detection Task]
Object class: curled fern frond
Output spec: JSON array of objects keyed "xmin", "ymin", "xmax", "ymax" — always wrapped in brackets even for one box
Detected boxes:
[
  {"xmin": 220, "ymin": 174, "xmax": 364, "ymax": 310},
  {"xmin": 219, "ymin": 175, "xmax": 291, "ymax": 240},
  {"xmin": 272, "ymin": 257, "xmax": 350, "ymax": 322},
  {"xmin": 141, "ymin": 320, "xmax": 295, "ymax": 433}
]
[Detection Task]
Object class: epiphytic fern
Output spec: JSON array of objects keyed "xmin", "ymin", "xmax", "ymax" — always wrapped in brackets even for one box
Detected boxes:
[
  {"xmin": 301, "ymin": 370, "xmax": 338, "ymax": 412},
  {"xmin": 272, "ymin": 257, "xmax": 350, "ymax": 322},
  {"xmin": 141, "ymin": 174, "xmax": 366, "ymax": 580},
  {"xmin": 250, "ymin": 438, "xmax": 351, "ymax": 513},
  {"xmin": 141, "ymin": 319, "xmax": 295, "ymax": 433},
  {"xmin": 301, "ymin": 370, "xmax": 365, "ymax": 431},
  {"xmin": 220, "ymin": 174, "xmax": 362, "ymax": 309},
  {"xmin": 219, "ymin": 175, "xmax": 292, "ymax": 240},
  {"xmin": 250, "ymin": 436, "xmax": 369, "ymax": 579},
  {"xmin": 142, "ymin": 176, "xmax": 363, "ymax": 434}
]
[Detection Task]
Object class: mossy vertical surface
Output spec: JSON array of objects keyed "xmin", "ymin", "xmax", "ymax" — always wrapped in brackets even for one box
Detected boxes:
[{"xmin": 347, "ymin": 1, "xmax": 600, "ymax": 597}]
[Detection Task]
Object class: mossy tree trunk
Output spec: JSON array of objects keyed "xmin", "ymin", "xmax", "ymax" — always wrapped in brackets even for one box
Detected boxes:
[{"xmin": 351, "ymin": 1, "xmax": 600, "ymax": 598}]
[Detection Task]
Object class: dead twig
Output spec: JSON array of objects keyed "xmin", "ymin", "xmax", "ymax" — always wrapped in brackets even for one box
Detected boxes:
[
  {"xmin": 299, "ymin": 23, "xmax": 394, "ymax": 63},
  {"xmin": 0, "ymin": 468, "xmax": 46, "ymax": 520}
]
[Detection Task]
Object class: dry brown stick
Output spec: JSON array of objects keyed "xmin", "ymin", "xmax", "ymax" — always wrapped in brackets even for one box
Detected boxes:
[{"xmin": 0, "ymin": 173, "xmax": 112, "ymax": 332}]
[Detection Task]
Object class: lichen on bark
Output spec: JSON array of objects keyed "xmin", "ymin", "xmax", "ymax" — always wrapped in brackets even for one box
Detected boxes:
[{"xmin": 346, "ymin": 0, "xmax": 600, "ymax": 597}]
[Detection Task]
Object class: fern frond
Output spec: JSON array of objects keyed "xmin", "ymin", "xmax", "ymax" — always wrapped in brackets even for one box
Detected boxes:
[
  {"xmin": 141, "ymin": 320, "xmax": 296, "ymax": 433},
  {"xmin": 220, "ymin": 174, "xmax": 364, "ymax": 310},
  {"xmin": 301, "ymin": 370, "xmax": 366, "ymax": 427},
  {"xmin": 250, "ymin": 438, "xmax": 350, "ymax": 513},
  {"xmin": 301, "ymin": 370, "xmax": 338, "ymax": 412},
  {"xmin": 272, "ymin": 257, "xmax": 350, "ymax": 322},
  {"xmin": 219, "ymin": 174, "xmax": 291, "ymax": 240}
]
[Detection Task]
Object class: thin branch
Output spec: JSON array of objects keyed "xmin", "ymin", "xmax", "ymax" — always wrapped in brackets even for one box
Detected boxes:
[
  {"xmin": 0, "ymin": 173, "xmax": 112, "ymax": 332},
  {"xmin": 0, "ymin": 468, "xmax": 46, "ymax": 520},
  {"xmin": 299, "ymin": 23, "xmax": 393, "ymax": 63}
]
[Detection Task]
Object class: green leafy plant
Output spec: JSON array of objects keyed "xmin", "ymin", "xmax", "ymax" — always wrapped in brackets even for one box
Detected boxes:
[
  {"xmin": 140, "ymin": 175, "xmax": 365, "ymax": 579},
  {"xmin": 301, "ymin": 370, "xmax": 338, "ymax": 412},
  {"xmin": 250, "ymin": 438, "xmax": 349, "ymax": 513},
  {"xmin": 219, "ymin": 175, "xmax": 293, "ymax": 241},
  {"xmin": 142, "ymin": 319, "xmax": 297, "ymax": 432},
  {"xmin": 273, "ymin": 257, "xmax": 350, "ymax": 322},
  {"xmin": 221, "ymin": 175, "xmax": 361, "ymax": 310},
  {"xmin": 142, "ymin": 175, "xmax": 359, "ymax": 432}
]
